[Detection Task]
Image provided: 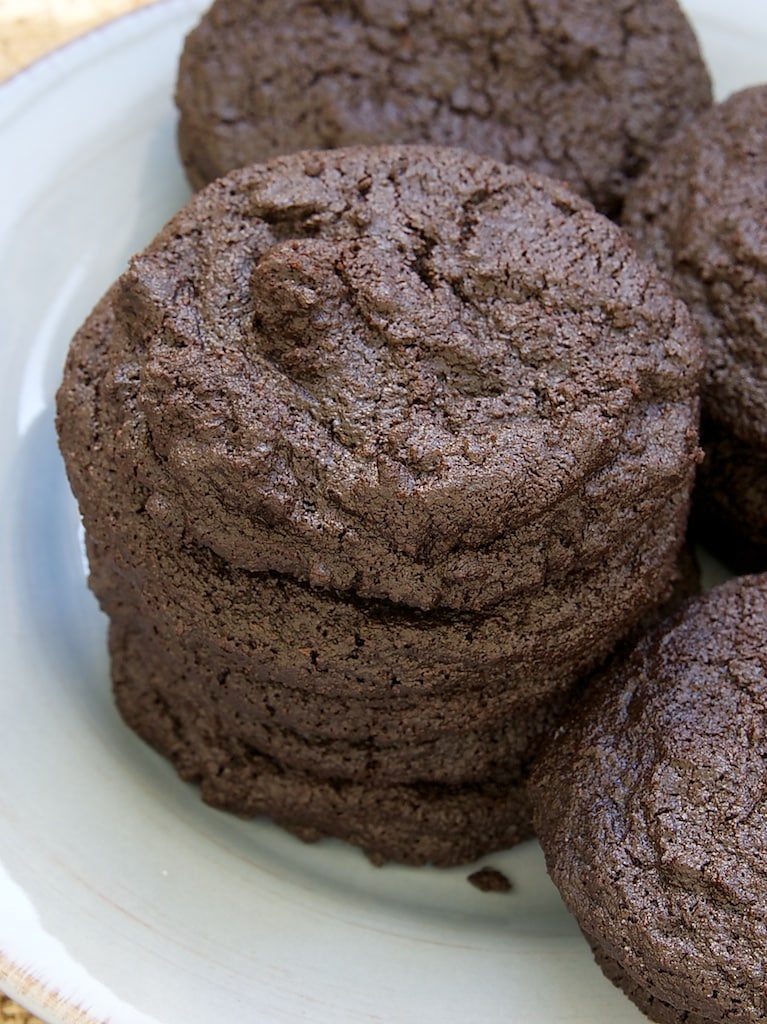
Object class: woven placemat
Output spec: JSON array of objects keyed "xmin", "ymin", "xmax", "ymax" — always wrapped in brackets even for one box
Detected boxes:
[
  {"xmin": 0, "ymin": 4, "xmax": 158, "ymax": 1019},
  {"xmin": 0, "ymin": 0, "xmax": 155, "ymax": 79},
  {"xmin": 1, "ymin": 997, "xmax": 44, "ymax": 1024}
]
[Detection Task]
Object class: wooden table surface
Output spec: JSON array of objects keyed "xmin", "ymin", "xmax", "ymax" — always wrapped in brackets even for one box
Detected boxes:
[{"xmin": 1, "ymin": 6, "xmax": 159, "ymax": 1024}]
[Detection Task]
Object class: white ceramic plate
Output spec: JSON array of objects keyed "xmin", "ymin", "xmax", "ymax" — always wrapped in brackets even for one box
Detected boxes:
[{"xmin": 0, "ymin": 2, "xmax": 762, "ymax": 1021}]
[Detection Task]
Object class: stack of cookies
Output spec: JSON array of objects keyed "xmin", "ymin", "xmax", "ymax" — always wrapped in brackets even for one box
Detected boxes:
[{"xmin": 57, "ymin": 144, "xmax": 702, "ymax": 865}]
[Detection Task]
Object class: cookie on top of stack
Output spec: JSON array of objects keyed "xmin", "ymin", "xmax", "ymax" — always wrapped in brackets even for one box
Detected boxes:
[{"xmin": 57, "ymin": 144, "xmax": 703, "ymax": 865}]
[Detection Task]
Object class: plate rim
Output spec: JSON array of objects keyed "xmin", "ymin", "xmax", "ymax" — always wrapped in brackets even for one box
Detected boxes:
[
  {"xmin": 0, "ymin": 0, "xmax": 189, "ymax": 112},
  {"xmin": 1, "ymin": 950, "xmax": 107, "ymax": 1024}
]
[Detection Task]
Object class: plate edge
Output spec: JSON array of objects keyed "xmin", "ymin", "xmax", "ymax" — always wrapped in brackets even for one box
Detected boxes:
[
  {"xmin": 0, "ymin": 0, "xmax": 203, "ymax": 125},
  {"xmin": 1, "ymin": 950, "xmax": 108, "ymax": 1024}
]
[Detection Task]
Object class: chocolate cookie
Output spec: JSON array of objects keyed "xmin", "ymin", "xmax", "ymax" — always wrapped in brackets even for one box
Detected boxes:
[
  {"xmin": 531, "ymin": 574, "xmax": 767, "ymax": 1023},
  {"xmin": 622, "ymin": 85, "xmax": 767, "ymax": 572},
  {"xmin": 81, "ymin": 146, "xmax": 700, "ymax": 612},
  {"xmin": 175, "ymin": 0, "xmax": 712, "ymax": 216},
  {"xmin": 57, "ymin": 145, "xmax": 702, "ymax": 865}
]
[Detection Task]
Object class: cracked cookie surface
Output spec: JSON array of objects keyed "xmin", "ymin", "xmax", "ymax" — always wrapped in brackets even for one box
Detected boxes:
[
  {"xmin": 79, "ymin": 146, "xmax": 702, "ymax": 610},
  {"xmin": 175, "ymin": 0, "xmax": 712, "ymax": 216},
  {"xmin": 531, "ymin": 574, "xmax": 767, "ymax": 1023}
]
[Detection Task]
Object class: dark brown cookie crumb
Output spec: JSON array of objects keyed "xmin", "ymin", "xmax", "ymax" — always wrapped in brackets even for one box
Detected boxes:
[{"xmin": 467, "ymin": 866, "xmax": 513, "ymax": 894}]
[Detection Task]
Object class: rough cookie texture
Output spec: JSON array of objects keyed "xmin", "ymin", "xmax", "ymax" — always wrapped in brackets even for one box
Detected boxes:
[
  {"xmin": 531, "ymin": 574, "xmax": 767, "ymax": 1023},
  {"xmin": 175, "ymin": 0, "xmax": 712, "ymax": 216},
  {"xmin": 622, "ymin": 85, "xmax": 767, "ymax": 571},
  {"xmin": 57, "ymin": 146, "xmax": 702, "ymax": 865}
]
